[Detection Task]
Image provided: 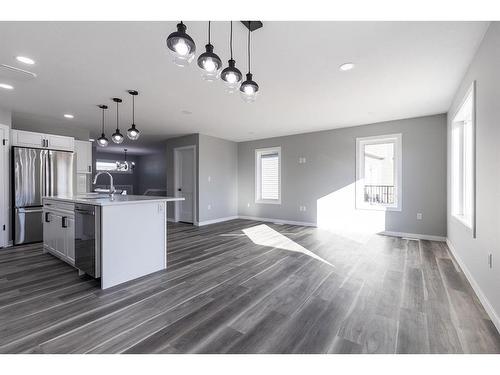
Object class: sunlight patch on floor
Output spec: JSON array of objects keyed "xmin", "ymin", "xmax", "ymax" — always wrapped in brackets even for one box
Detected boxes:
[{"xmin": 242, "ymin": 224, "xmax": 334, "ymax": 267}]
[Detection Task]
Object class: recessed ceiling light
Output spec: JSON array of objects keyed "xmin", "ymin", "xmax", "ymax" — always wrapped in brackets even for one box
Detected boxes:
[
  {"xmin": 16, "ymin": 56, "xmax": 35, "ymax": 65},
  {"xmin": 88, "ymin": 138, "xmax": 95, "ymax": 142},
  {"xmin": 64, "ymin": 114, "xmax": 74, "ymax": 119},
  {"xmin": 339, "ymin": 63, "xmax": 355, "ymax": 71},
  {"xmin": 0, "ymin": 83, "xmax": 14, "ymax": 90}
]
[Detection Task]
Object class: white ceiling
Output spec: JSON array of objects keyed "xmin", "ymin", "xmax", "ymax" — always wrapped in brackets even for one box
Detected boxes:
[{"xmin": 0, "ymin": 21, "xmax": 489, "ymax": 149}]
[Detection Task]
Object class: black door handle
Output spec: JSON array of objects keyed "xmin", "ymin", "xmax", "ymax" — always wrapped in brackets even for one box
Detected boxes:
[
  {"xmin": 62, "ymin": 216, "xmax": 68, "ymax": 228},
  {"xmin": 177, "ymin": 188, "xmax": 182, "ymax": 192}
]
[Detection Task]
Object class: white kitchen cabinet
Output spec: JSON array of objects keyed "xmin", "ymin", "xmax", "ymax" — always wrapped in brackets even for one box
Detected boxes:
[
  {"xmin": 47, "ymin": 134, "xmax": 74, "ymax": 152},
  {"xmin": 43, "ymin": 200, "xmax": 75, "ymax": 265},
  {"xmin": 74, "ymin": 140, "xmax": 92, "ymax": 173},
  {"xmin": 11, "ymin": 129, "xmax": 45, "ymax": 148},
  {"xmin": 11, "ymin": 129, "xmax": 74, "ymax": 151}
]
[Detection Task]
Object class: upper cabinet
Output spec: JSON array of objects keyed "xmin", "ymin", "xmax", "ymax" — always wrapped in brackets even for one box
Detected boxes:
[
  {"xmin": 74, "ymin": 140, "xmax": 93, "ymax": 173},
  {"xmin": 11, "ymin": 130, "xmax": 74, "ymax": 151}
]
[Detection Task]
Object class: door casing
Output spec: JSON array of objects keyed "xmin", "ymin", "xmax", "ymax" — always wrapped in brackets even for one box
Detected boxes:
[{"xmin": 173, "ymin": 145, "xmax": 197, "ymax": 224}]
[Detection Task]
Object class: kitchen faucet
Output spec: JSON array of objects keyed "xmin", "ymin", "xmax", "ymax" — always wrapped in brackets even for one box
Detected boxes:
[{"xmin": 93, "ymin": 171, "xmax": 116, "ymax": 196}]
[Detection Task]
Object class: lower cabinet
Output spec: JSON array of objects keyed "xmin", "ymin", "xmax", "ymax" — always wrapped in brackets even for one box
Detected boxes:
[{"xmin": 43, "ymin": 205, "xmax": 75, "ymax": 266}]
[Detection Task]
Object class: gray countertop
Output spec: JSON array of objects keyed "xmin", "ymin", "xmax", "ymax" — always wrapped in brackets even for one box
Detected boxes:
[{"xmin": 43, "ymin": 194, "xmax": 184, "ymax": 206}]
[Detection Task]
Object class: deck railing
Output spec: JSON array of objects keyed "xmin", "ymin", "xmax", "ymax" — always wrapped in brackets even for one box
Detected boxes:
[{"xmin": 364, "ymin": 185, "xmax": 395, "ymax": 204}]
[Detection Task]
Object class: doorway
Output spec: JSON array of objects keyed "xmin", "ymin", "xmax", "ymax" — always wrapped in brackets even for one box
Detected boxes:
[{"xmin": 174, "ymin": 145, "xmax": 196, "ymax": 224}]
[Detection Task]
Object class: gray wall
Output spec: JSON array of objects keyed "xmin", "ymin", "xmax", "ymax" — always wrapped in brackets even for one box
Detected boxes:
[
  {"xmin": 198, "ymin": 134, "xmax": 238, "ymax": 223},
  {"xmin": 446, "ymin": 23, "xmax": 500, "ymax": 326},
  {"xmin": 165, "ymin": 134, "xmax": 199, "ymax": 221},
  {"xmin": 137, "ymin": 149, "xmax": 167, "ymax": 195},
  {"xmin": 238, "ymin": 114, "xmax": 447, "ymax": 237}
]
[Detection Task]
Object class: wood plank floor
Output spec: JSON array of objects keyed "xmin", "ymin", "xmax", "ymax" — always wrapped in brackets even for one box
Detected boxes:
[{"xmin": 0, "ymin": 219, "xmax": 499, "ymax": 354}]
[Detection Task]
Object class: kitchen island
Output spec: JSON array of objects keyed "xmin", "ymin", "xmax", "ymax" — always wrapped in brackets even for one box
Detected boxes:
[{"xmin": 42, "ymin": 194, "xmax": 184, "ymax": 289}]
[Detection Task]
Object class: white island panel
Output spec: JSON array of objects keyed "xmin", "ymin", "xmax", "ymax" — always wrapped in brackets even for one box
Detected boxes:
[{"xmin": 101, "ymin": 201, "xmax": 167, "ymax": 289}]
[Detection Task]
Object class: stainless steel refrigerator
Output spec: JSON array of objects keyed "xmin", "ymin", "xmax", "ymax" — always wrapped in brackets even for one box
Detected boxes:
[{"xmin": 13, "ymin": 147, "xmax": 74, "ymax": 245}]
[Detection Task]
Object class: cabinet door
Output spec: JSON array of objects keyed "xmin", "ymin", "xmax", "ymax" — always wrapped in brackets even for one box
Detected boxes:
[
  {"xmin": 52, "ymin": 214, "xmax": 66, "ymax": 258},
  {"xmin": 11, "ymin": 130, "xmax": 45, "ymax": 148},
  {"xmin": 47, "ymin": 134, "xmax": 74, "ymax": 151},
  {"xmin": 43, "ymin": 211, "xmax": 56, "ymax": 252},
  {"xmin": 74, "ymin": 140, "xmax": 92, "ymax": 173},
  {"xmin": 65, "ymin": 217, "xmax": 75, "ymax": 264}
]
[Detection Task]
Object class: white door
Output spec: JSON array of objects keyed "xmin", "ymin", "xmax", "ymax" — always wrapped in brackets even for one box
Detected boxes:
[
  {"xmin": 175, "ymin": 146, "xmax": 195, "ymax": 223},
  {"xmin": 0, "ymin": 125, "xmax": 9, "ymax": 247}
]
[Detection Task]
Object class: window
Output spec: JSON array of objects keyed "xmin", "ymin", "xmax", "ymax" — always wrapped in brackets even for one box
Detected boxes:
[
  {"xmin": 356, "ymin": 134, "xmax": 402, "ymax": 210},
  {"xmin": 96, "ymin": 159, "xmax": 135, "ymax": 173},
  {"xmin": 255, "ymin": 147, "xmax": 281, "ymax": 204},
  {"xmin": 451, "ymin": 83, "xmax": 475, "ymax": 233}
]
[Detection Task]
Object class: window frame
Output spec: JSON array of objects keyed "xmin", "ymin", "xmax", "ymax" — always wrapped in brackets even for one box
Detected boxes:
[
  {"xmin": 450, "ymin": 82, "xmax": 476, "ymax": 236},
  {"xmin": 95, "ymin": 159, "xmax": 134, "ymax": 174},
  {"xmin": 355, "ymin": 133, "xmax": 402, "ymax": 211},
  {"xmin": 255, "ymin": 146, "xmax": 282, "ymax": 205}
]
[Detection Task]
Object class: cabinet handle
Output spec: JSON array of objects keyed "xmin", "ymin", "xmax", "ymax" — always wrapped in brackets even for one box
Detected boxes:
[
  {"xmin": 62, "ymin": 216, "xmax": 68, "ymax": 228},
  {"xmin": 45, "ymin": 212, "xmax": 51, "ymax": 222},
  {"xmin": 88, "ymin": 165, "xmax": 91, "ymax": 172}
]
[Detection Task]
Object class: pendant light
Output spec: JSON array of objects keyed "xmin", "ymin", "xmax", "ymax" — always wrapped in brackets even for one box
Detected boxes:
[
  {"xmin": 97, "ymin": 105, "xmax": 109, "ymax": 147},
  {"xmin": 220, "ymin": 21, "xmax": 243, "ymax": 93},
  {"xmin": 111, "ymin": 98, "xmax": 124, "ymax": 144},
  {"xmin": 127, "ymin": 90, "xmax": 140, "ymax": 140},
  {"xmin": 240, "ymin": 25, "xmax": 259, "ymax": 103},
  {"xmin": 166, "ymin": 21, "xmax": 196, "ymax": 67},
  {"xmin": 197, "ymin": 21, "xmax": 222, "ymax": 81}
]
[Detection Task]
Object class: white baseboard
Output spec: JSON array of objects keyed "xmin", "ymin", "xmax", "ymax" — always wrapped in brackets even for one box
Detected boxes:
[
  {"xmin": 381, "ymin": 230, "xmax": 446, "ymax": 242},
  {"xmin": 446, "ymin": 238, "xmax": 500, "ymax": 334},
  {"xmin": 167, "ymin": 218, "xmax": 176, "ymax": 223},
  {"xmin": 237, "ymin": 215, "xmax": 317, "ymax": 227},
  {"xmin": 197, "ymin": 216, "xmax": 239, "ymax": 226}
]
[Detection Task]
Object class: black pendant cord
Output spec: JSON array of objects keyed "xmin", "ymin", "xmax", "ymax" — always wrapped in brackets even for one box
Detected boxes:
[
  {"xmin": 102, "ymin": 107, "xmax": 105, "ymax": 133},
  {"xmin": 208, "ymin": 21, "xmax": 211, "ymax": 44},
  {"xmin": 230, "ymin": 21, "xmax": 233, "ymax": 59},
  {"xmin": 116, "ymin": 101, "xmax": 119, "ymax": 130},
  {"xmin": 247, "ymin": 27, "xmax": 251, "ymax": 74},
  {"xmin": 132, "ymin": 95, "xmax": 135, "ymax": 124}
]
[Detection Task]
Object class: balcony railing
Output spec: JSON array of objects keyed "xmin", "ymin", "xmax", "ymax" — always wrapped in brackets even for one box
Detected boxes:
[{"xmin": 364, "ymin": 185, "xmax": 395, "ymax": 205}]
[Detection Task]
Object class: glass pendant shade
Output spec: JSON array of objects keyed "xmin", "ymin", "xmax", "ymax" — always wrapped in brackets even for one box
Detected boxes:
[
  {"xmin": 112, "ymin": 129, "xmax": 124, "ymax": 144},
  {"xmin": 97, "ymin": 133, "xmax": 109, "ymax": 147},
  {"xmin": 220, "ymin": 59, "xmax": 242, "ymax": 93},
  {"xmin": 112, "ymin": 98, "xmax": 123, "ymax": 144},
  {"xmin": 197, "ymin": 44, "xmax": 222, "ymax": 81},
  {"xmin": 240, "ymin": 73, "xmax": 259, "ymax": 103},
  {"xmin": 127, "ymin": 124, "xmax": 140, "ymax": 140},
  {"xmin": 167, "ymin": 22, "xmax": 196, "ymax": 67}
]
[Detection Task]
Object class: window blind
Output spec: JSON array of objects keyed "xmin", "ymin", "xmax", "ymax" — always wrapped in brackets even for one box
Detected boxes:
[{"xmin": 260, "ymin": 153, "xmax": 279, "ymax": 200}]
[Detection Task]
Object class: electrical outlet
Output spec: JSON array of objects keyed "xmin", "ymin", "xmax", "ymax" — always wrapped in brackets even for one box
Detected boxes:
[
  {"xmin": 298, "ymin": 157, "xmax": 306, "ymax": 164},
  {"xmin": 417, "ymin": 213, "xmax": 423, "ymax": 220},
  {"xmin": 299, "ymin": 205, "xmax": 307, "ymax": 212},
  {"xmin": 207, "ymin": 204, "xmax": 211, "ymax": 210}
]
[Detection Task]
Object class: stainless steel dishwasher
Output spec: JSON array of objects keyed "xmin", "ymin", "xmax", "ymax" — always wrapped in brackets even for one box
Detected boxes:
[{"xmin": 74, "ymin": 203, "xmax": 101, "ymax": 278}]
